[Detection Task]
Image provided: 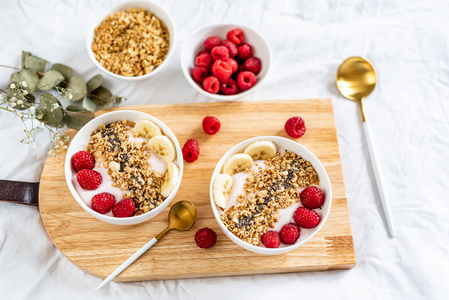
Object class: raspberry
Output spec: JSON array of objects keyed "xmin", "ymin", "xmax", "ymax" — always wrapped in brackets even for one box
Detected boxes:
[
  {"xmin": 202, "ymin": 76, "xmax": 220, "ymax": 94},
  {"xmin": 71, "ymin": 151, "xmax": 95, "ymax": 172},
  {"xmin": 112, "ymin": 198, "xmax": 135, "ymax": 218},
  {"xmin": 191, "ymin": 66, "xmax": 208, "ymax": 83},
  {"xmin": 280, "ymin": 223, "xmax": 300, "ymax": 244},
  {"xmin": 237, "ymin": 43, "xmax": 253, "ymax": 60},
  {"xmin": 198, "ymin": 50, "xmax": 210, "ymax": 56},
  {"xmin": 261, "ymin": 231, "xmax": 281, "ymax": 248},
  {"xmin": 284, "ymin": 117, "xmax": 306, "ymax": 138},
  {"xmin": 243, "ymin": 57, "xmax": 262, "ymax": 75},
  {"xmin": 236, "ymin": 71, "xmax": 256, "ymax": 91},
  {"xmin": 212, "ymin": 60, "xmax": 232, "ymax": 83},
  {"xmin": 300, "ymin": 187, "xmax": 325, "ymax": 209},
  {"xmin": 76, "ymin": 169, "xmax": 102, "ymax": 190},
  {"xmin": 221, "ymin": 78, "xmax": 239, "ymax": 95},
  {"xmin": 182, "ymin": 139, "xmax": 200, "ymax": 162},
  {"xmin": 293, "ymin": 207, "xmax": 321, "ymax": 228},
  {"xmin": 211, "ymin": 46, "xmax": 230, "ymax": 61},
  {"xmin": 195, "ymin": 52, "xmax": 213, "ymax": 70},
  {"xmin": 204, "ymin": 36, "xmax": 221, "ymax": 51},
  {"xmin": 227, "ymin": 28, "xmax": 245, "ymax": 45},
  {"xmin": 226, "ymin": 58, "xmax": 238, "ymax": 74},
  {"xmin": 202, "ymin": 116, "xmax": 221, "ymax": 135},
  {"xmin": 91, "ymin": 193, "xmax": 116, "ymax": 214},
  {"xmin": 194, "ymin": 227, "xmax": 217, "ymax": 248},
  {"xmin": 221, "ymin": 40, "xmax": 238, "ymax": 57}
]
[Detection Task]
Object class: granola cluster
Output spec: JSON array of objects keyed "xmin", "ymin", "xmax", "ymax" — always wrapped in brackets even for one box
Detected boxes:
[
  {"xmin": 220, "ymin": 151, "xmax": 319, "ymax": 245},
  {"xmin": 86, "ymin": 120, "xmax": 165, "ymax": 216},
  {"xmin": 91, "ymin": 8, "xmax": 170, "ymax": 77}
]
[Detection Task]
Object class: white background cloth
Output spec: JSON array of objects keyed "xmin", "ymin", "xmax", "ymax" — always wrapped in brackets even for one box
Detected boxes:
[{"xmin": 1, "ymin": 0, "xmax": 448, "ymax": 299}]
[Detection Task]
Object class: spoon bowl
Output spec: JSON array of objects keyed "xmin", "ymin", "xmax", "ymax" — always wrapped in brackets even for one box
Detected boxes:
[
  {"xmin": 168, "ymin": 201, "xmax": 197, "ymax": 231},
  {"xmin": 336, "ymin": 56, "xmax": 377, "ymax": 102}
]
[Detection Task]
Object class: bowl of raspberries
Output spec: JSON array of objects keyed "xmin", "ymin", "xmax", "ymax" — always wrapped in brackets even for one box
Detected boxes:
[{"xmin": 181, "ymin": 24, "xmax": 271, "ymax": 100}]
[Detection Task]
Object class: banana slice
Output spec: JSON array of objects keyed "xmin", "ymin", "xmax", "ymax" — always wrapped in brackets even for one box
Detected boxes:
[
  {"xmin": 133, "ymin": 120, "xmax": 162, "ymax": 139},
  {"xmin": 243, "ymin": 140, "xmax": 277, "ymax": 160},
  {"xmin": 147, "ymin": 135, "xmax": 176, "ymax": 163},
  {"xmin": 161, "ymin": 162, "xmax": 179, "ymax": 198},
  {"xmin": 213, "ymin": 174, "xmax": 233, "ymax": 209},
  {"xmin": 222, "ymin": 153, "xmax": 253, "ymax": 175}
]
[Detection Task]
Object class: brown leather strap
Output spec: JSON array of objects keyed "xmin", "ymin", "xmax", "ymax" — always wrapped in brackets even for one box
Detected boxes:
[{"xmin": 0, "ymin": 180, "xmax": 39, "ymax": 206}]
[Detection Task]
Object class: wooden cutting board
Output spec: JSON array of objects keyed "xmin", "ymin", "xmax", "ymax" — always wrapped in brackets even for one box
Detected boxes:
[{"xmin": 39, "ymin": 99, "xmax": 355, "ymax": 282}]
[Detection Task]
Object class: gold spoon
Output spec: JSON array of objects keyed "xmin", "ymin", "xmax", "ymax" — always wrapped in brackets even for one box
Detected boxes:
[
  {"xmin": 95, "ymin": 201, "xmax": 197, "ymax": 290},
  {"xmin": 336, "ymin": 57, "xmax": 396, "ymax": 238}
]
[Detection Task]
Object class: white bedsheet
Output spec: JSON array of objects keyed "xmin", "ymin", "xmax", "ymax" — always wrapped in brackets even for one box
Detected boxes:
[{"xmin": 1, "ymin": 0, "xmax": 448, "ymax": 299}]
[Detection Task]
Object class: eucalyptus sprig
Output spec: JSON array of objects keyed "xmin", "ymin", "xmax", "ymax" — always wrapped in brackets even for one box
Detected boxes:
[{"xmin": 0, "ymin": 51, "xmax": 126, "ymax": 156}]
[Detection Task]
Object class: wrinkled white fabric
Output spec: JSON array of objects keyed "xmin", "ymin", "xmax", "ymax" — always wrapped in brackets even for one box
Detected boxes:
[{"xmin": 1, "ymin": 0, "xmax": 448, "ymax": 299}]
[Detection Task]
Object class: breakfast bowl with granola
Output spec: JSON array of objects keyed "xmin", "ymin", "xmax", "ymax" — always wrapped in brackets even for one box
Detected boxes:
[
  {"xmin": 86, "ymin": 1, "xmax": 175, "ymax": 80},
  {"xmin": 65, "ymin": 110, "xmax": 183, "ymax": 225},
  {"xmin": 210, "ymin": 136, "xmax": 332, "ymax": 254}
]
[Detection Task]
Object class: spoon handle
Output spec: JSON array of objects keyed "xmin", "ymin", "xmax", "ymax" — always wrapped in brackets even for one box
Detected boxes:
[
  {"xmin": 363, "ymin": 121, "xmax": 397, "ymax": 238},
  {"xmin": 95, "ymin": 237, "xmax": 158, "ymax": 290}
]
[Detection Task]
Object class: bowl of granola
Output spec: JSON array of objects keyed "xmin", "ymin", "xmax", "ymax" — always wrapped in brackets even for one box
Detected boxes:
[
  {"xmin": 65, "ymin": 110, "xmax": 183, "ymax": 225},
  {"xmin": 210, "ymin": 136, "xmax": 332, "ymax": 254},
  {"xmin": 86, "ymin": 1, "xmax": 175, "ymax": 80}
]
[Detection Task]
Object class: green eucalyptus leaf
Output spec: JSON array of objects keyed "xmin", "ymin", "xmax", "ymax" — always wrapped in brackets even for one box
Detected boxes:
[
  {"xmin": 64, "ymin": 76, "xmax": 87, "ymax": 101},
  {"xmin": 38, "ymin": 92, "xmax": 64, "ymax": 127},
  {"xmin": 10, "ymin": 68, "xmax": 39, "ymax": 91},
  {"xmin": 86, "ymin": 75, "xmax": 104, "ymax": 93},
  {"xmin": 7, "ymin": 90, "xmax": 35, "ymax": 110},
  {"xmin": 37, "ymin": 70, "xmax": 65, "ymax": 91},
  {"xmin": 21, "ymin": 51, "xmax": 31, "ymax": 68},
  {"xmin": 66, "ymin": 104, "xmax": 87, "ymax": 112},
  {"xmin": 90, "ymin": 86, "xmax": 112, "ymax": 105},
  {"xmin": 112, "ymin": 95, "xmax": 123, "ymax": 105},
  {"xmin": 51, "ymin": 63, "xmax": 73, "ymax": 80},
  {"xmin": 24, "ymin": 54, "xmax": 49, "ymax": 73},
  {"xmin": 83, "ymin": 97, "xmax": 97, "ymax": 112},
  {"xmin": 64, "ymin": 105, "xmax": 95, "ymax": 130}
]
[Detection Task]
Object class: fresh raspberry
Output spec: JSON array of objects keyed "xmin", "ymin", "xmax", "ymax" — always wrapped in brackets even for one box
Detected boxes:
[
  {"xmin": 202, "ymin": 76, "xmax": 220, "ymax": 94},
  {"xmin": 195, "ymin": 52, "xmax": 213, "ymax": 70},
  {"xmin": 212, "ymin": 60, "xmax": 232, "ymax": 83},
  {"xmin": 261, "ymin": 231, "xmax": 281, "ymax": 248},
  {"xmin": 280, "ymin": 223, "xmax": 300, "ymax": 244},
  {"xmin": 182, "ymin": 139, "xmax": 200, "ymax": 162},
  {"xmin": 226, "ymin": 58, "xmax": 238, "ymax": 74},
  {"xmin": 221, "ymin": 40, "xmax": 238, "ymax": 58},
  {"xmin": 284, "ymin": 117, "xmax": 306, "ymax": 138},
  {"xmin": 211, "ymin": 46, "xmax": 230, "ymax": 61},
  {"xmin": 191, "ymin": 66, "xmax": 208, "ymax": 83},
  {"xmin": 198, "ymin": 50, "xmax": 210, "ymax": 56},
  {"xmin": 243, "ymin": 57, "xmax": 262, "ymax": 75},
  {"xmin": 112, "ymin": 198, "xmax": 135, "ymax": 218},
  {"xmin": 221, "ymin": 78, "xmax": 239, "ymax": 95},
  {"xmin": 76, "ymin": 169, "xmax": 102, "ymax": 190},
  {"xmin": 236, "ymin": 71, "xmax": 256, "ymax": 91},
  {"xmin": 202, "ymin": 116, "xmax": 221, "ymax": 135},
  {"xmin": 293, "ymin": 207, "xmax": 321, "ymax": 228},
  {"xmin": 71, "ymin": 151, "xmax": 95, "ymax": 172},
  {"xmin": 204, "ymin": 36, "xmax": 221, "ymax": 51},
  {"xmin": 237, "ymin": 43, "xmax": 253, "ymax": 60},
  {"xmin": 91, "ymin": 193, "xmax": 116, "ymax": 214},
  {"xmin": 227, "ymin": 28, "xmax": 245, "ymax": 45},
  {"xmin": 194, "ymin": 227, "xmax": 217, "ymax": 248},
  {"xmin": 300, "ymin": 187, "xmax": 325, "ymax": 209}
]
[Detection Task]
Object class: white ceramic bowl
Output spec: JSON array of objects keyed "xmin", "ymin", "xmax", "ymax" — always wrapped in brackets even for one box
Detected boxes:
[
  {"xmin": 210, "ymin": 136, "xmax": 332, "ymax": 254},
  {"xmin": 86, "ymin": 1, "xmax": 175, "ymax": 81},
  {"xmin": 65, "ymin": 110, "xmax": 183, "ymax": 225},
  {"xmin": 181, "ymin": 24, "xmax": 272, "ymax": 101}
]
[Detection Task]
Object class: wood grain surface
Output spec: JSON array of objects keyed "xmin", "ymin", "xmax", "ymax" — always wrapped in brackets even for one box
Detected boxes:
[{"xmin": 39, "ymin": 99, "xmax": 355, "ymax": 282}]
